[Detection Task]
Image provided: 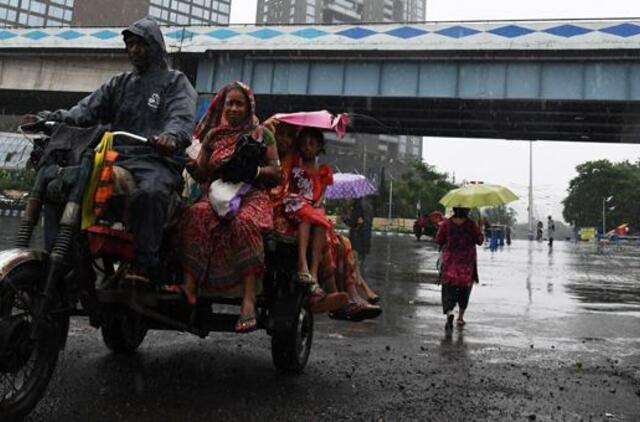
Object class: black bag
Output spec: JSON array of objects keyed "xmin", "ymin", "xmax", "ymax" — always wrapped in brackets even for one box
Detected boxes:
[
  {"xmin": 38, "ymin": 124, "xmax": 107, "ymax": 169},
  {"xmin": 220, "ymin": 134, "xmax": 266, "ymax": 184}
]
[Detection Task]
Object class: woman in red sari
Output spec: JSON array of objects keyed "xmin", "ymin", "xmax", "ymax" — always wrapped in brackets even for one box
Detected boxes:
[
  {"xmin": 266, "ymin": 118, "xmax": 380, "ymax": 319},
  {"xmin": 175, "ymin": 82, "xmax": 280, "ymax": 333},
  {"xmin": 435, "ymin": 207, "xmax": 484, "ymax": 330}
]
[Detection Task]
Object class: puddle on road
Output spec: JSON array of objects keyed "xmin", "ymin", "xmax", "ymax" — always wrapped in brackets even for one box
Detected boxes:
[{"xmin": 345, "ymin": 236, "xmax": 640, "ymax": 351}]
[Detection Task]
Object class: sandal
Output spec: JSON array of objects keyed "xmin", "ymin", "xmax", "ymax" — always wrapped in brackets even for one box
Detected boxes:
[
  {"xmin": 161, "ymin": 285, "xmax": 197, "ymax": 306},
  {"xmin": 235, "ymin": 314, "xmax": 257, "ymax": 333},
  {"xmin": 367, "ymin": 295, "xmax": 381, "ymax": 305},
  {"xmin": 456, "ymin": 319, "xmax": 466, "ymax": 327},
  {"xmin": 329, "ymin": 302, "xmax": 382, "ymax": 322},
  {"xmin": 296, "ymin": 271, "xmax": 316, "ymax": 285},
  {"xmin": 308, "ymin": 288, "xmax": 348, "ymax": 314}
]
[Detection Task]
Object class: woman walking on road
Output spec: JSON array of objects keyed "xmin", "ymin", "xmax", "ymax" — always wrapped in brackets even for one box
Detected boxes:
[{"xmin": 436, "ymin": 207, "xmax": 484, "ymax": 330}]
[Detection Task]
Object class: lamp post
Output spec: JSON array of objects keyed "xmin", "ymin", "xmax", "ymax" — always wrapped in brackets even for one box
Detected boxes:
[
  {"xmin": 602, "ymin": 195, "xmax": 613, "ymax": 235},
  {"xmin": 527, "ymin": 141, "xmax": 535, "ymax": 241},
  {"xmin": 388, "ymin": 178, "xmax": 393, "ymax": 222}
]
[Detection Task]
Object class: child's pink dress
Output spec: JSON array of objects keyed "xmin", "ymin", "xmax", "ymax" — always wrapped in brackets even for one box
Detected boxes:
[{"xmin": 285, "ymin": 162, "xmax": 333, "ymax": 228}]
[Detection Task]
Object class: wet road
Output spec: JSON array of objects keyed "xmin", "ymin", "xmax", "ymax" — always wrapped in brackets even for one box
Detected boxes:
[{"xmin": 4, "ymin": 222, "xmax": 638, "ymax": 421}]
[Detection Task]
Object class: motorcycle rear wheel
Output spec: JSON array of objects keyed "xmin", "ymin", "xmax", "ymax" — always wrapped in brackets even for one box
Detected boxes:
[{"xmin": 101, "ymin": 311, "xmax": 148, "ymax": 355}]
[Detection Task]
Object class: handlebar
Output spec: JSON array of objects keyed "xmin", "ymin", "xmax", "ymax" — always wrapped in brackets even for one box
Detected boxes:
[
  {"xmin": 18, "ymin": 120, "xmax": 57, "ymax": 135},
  {"xmin": 20, "ymin": 120, "xmax": 149, "ymax": 143},
  {"xmin": 111, "ymin": 131, "xmax": 148, "ymax": 143}
]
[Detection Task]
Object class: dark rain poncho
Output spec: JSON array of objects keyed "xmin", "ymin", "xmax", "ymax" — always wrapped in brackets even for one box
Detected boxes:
[
  {"xmin": 48, "ymin": 16, "xmax": 197, "ymax": 171},
  {"xmin": 43, "ymin": 17, "xmax": 197, "ymax": 274}
]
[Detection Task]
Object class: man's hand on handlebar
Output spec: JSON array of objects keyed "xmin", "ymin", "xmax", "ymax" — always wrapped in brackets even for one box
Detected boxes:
[
  {"xmin": 21, "ymin": 114, "xmax": 40, "ymax": 126},
  {"xmin": 20, "ymin": 114, "xmax": 45, "ymax": 132},
  {"xmin": 153, "ymin": 133, "xmax": 177, "ymax": 156},
  {"xmin": 20, "ymin": 111, "xmax": 53, "ymax": 133}
]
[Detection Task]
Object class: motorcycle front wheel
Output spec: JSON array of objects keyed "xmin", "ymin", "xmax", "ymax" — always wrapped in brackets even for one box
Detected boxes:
[{"xmin": 0, "ymin": 263, "xmax": 69, "ymax": 422}]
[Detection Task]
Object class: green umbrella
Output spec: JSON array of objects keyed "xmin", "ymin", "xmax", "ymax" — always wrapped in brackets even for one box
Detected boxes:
[{"xmin": 439, "ymin": 184, "xmax": 519, "ymax": 208}]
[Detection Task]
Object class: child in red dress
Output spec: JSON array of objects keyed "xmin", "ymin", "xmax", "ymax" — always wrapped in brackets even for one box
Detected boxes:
[{"xmin": 285, "ymin": 127, "xmax": 334, "ymax": 284}]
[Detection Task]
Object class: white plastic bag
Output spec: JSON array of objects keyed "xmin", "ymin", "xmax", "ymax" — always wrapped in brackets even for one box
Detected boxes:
[{"xmin": 208, "ymin": 179, "xmax": 251, "ymax": 219}]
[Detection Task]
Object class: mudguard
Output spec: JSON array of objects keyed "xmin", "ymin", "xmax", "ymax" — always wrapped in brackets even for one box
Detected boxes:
[{"xmin": 0, "ymin": 248, "xmax": 47, "ymax": 281}]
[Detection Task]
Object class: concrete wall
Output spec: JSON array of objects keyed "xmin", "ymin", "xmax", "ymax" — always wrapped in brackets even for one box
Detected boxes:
[
  {"xmin": 72, "ymin": 0, "xmax": 150, "ymax": 27},
  {"xmin": 0, "ymin": 55, "xmax": 130, "ymax": 92}
]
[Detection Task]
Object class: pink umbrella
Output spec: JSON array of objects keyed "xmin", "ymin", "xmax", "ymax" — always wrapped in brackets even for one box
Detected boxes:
[{"xmin": 273, "ymin": 110, "xmax": 350, "ymax": 139}]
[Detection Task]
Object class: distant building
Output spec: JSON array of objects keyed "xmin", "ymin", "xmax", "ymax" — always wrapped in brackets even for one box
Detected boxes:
[
  {"xmin": 256, "ymin": 0, "xmax": 425, "ymax": 179},
  {"xmin": 0, "ymin": 0, "xmax": 231, "ymax": 28},
  {"xmin": 257, "ymin": 0, "xmax": 425, "ymax": 25}
]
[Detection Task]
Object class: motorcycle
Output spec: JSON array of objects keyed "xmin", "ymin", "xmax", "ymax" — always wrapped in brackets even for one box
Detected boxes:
[{"xmin": 0, "ymin": 122, "xmax": 312, "ymax": 421}]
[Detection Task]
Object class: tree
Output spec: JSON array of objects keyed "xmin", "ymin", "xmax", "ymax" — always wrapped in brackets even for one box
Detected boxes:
[
  {"xmin": 387, "ymin": 160, "xmax": 456, "ymax": 219},
  {"xmin": 562, "ymin": 159, "xmax": 640, "ymax": 230},
  {"xmin": 0, "ymin": 168, "xmax": 36, "ymax": 192},
  {"xmin": 483, "ymin": 206, "xmax": 517, "ymax": 227}
]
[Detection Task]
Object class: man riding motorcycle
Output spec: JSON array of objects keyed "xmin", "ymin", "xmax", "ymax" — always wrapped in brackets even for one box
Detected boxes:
[{"xmin": 22, "ymin": 17, "xmax": 197, "ymax": 282}]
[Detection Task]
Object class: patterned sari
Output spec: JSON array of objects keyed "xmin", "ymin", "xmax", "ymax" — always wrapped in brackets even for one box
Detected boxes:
[
  {"xmin": 180, "ymin": 82, "xmax": 274, "ymax": 291},
  {"xmin": 435, "ymin": 218, "xmax": 484, "ymax": 288}
]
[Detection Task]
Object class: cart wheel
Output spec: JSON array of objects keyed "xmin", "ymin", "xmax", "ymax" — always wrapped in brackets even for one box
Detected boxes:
[
  {"xmin": 271, "ymin": 303, "xmax": 313, "ymax": 374},
  {"xmin": 101, "ymin": 312, "xmax": 147, "ymax": 355}
]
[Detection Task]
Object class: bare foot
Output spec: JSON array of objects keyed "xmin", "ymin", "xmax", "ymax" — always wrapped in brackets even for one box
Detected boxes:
[{"xmin": 162, "ymin": 284, "xmax": 197, "ymax": 306}]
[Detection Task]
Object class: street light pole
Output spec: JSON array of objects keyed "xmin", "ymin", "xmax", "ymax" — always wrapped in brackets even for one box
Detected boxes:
[
  {"xmin": 602, "ymin": 197, "xmax": 605, "ymax": 235},
  {"xmin": 602, "ymin": 195, "xmax": 613, "ymax": 235},
  {"xmin": 527, "ymin": 141, "xmax": 534, "ymax": 240},
  {"xmin": 388, "ymin": 178, "xmax": 393, "ymax": 222}
]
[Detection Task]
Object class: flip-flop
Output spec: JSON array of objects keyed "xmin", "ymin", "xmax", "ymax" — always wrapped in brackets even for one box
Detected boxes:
[
  {"xmin": 235, "ymin": 314, "xmax": 257, "ymax": 333},
  {"xmin": 329, "ymin": 302, "xmax": 382, "ymax": 322},
  {"xmin": 296, "ymin": 271, "xmax": 316, "ymax": 285}
]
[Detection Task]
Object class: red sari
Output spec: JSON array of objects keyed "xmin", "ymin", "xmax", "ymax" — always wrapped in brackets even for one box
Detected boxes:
[{"xmin": 180, "ymin": 82, "xmax": 273, "ymax": 291}]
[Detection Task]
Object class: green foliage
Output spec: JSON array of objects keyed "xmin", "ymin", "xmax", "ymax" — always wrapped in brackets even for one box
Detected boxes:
[
  {"xmin": 387, "ymin": 160, "xmax": 456, "ymax": 219},
  {"xmin": 562, "ymin": 159, "xmax": 640, "ymax": 231},
  {"xmin": 0, "ymin": 168, "xmax": 35, "ymax": 191},
  {"xmin": 483, "ymin": 206, "xmax": 517, "ymax": 227},
  {"xmin": 325, "ymin": 199, "xmax": 351, "ymax": 220}
]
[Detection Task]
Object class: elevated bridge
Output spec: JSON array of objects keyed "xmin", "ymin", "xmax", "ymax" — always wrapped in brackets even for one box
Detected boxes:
[{"xmin": 1, "ymin": 19, "xmax": 640, "ymax": 142}]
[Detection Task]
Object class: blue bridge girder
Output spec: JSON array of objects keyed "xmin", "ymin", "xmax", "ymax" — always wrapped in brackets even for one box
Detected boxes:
[
  {"xmin": 196, "ymin": 55, "xmax": 640, "ymax": 102},
  {"xmin": 194, "ymin": 51, "xmax": 640, "ymax": 143},
  {"xmin": 2, "ymin": 19, "xmax": 640, "ymax": 142}
]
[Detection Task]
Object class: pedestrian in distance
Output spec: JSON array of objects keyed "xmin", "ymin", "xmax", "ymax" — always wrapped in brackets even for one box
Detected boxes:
[
  {"xmin": 547, "ymin": 215, "xmax": 555, "ymax": 248},
  {"xmin": 536, "ymin": 220, "xmax": 544, "ymax": 242},
  {"xmin": 346, "ymin": 196, "xmax": 374, "ymax": 265},
  {"xmin": 435, "ymin": 207, "xmax": 484, "ymax": 331},
  {"xmin": 345, "ymin": 195, "xmax": 379, "ymax": 302}
]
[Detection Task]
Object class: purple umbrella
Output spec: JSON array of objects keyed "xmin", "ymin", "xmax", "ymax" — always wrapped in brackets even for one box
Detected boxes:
[{"xmin": 326, "ymin": 173, "xmax": 377, "ymax": 200}]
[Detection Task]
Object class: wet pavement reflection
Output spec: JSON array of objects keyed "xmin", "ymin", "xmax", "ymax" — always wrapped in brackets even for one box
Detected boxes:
[{"xmin": 320, "ymin": 235, "xmax": 640, "ymax": 354}]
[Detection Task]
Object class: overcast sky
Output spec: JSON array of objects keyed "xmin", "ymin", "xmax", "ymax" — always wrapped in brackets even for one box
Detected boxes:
[{"xmin": 229, "ymin": 1, "xmax": 640, "ymax": 223}]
